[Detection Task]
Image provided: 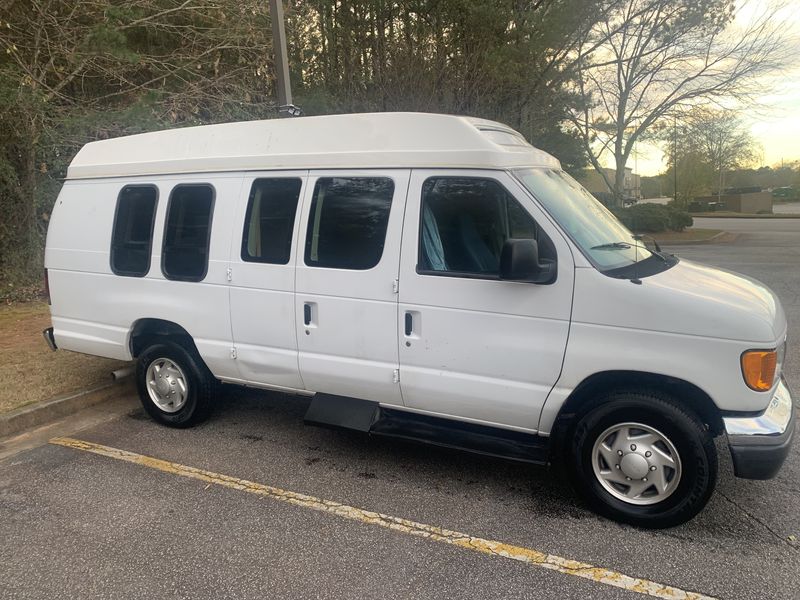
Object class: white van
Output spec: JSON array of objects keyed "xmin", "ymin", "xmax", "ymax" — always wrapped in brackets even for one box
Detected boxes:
[{"xmin": 43, "ymin": 113, "xmax": 793, "ymax": 527}]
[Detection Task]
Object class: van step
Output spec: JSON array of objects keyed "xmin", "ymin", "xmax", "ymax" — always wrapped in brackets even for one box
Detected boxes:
[
  {"xmin": 303, "ymin": 395, "xmax": 549, "ymax": 465},
  {"xmin": 371, "ymin": 408, "xmax": 549, "ymax": 465},
  {"xmin": 304, "ymin": 394, "xmax": 380, "ymax": 432}
]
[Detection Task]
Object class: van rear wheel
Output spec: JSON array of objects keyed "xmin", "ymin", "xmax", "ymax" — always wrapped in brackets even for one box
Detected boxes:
[
  {"xmin": 136, "ymin": 341, "xmax": 215, "ymax": 427},
  {"xmin": 569, "ymin": 390, "xmax": 717, "ymax": 528}
]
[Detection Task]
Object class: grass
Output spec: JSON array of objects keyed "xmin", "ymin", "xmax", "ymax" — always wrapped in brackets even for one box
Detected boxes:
[
  {"xmin": 650, "ymin": 228, "xmax": 724, "ymax": 243},
  {"xmin": 0, "ymin": 302, "xmax": 127, "ymax": 414}
]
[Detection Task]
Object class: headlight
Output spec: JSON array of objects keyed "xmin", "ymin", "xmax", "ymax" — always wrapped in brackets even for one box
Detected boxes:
[{"xmin": 741, "ymin": 349, "xmax": 778, "ymax": 391}]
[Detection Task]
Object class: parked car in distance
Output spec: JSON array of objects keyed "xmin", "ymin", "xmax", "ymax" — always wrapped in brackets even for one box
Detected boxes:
[
  {"xmin": 43, "ymin": 113, "xmax": 794, "ymax": 528},
  {"xmin": 772, "ymin": 186, "xmax": 796, "ymax": 200}
]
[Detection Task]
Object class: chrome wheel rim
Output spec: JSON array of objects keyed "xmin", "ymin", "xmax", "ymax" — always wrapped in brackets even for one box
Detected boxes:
[
  {"xmin": 591, "ymin": 422, "xmax": 682, "ymax": 506},
  {"xmin": 145, "ymin": 358, "xmax": 189, "ymax": 413}
]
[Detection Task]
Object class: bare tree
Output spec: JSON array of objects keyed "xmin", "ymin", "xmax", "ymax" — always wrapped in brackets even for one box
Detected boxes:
[
  {"xmin": 570, "ymin": 0, "xmax": 789, "ymax": 205},
  {"xmin": 0, "ymin": 0, "xmax": 276, "ymax": 280},
  {"xmin": 660, "ymin": 109, "xmax": 757, "ymax": 203},
  {"xmin": 686, "ymin": 109, "xmax": 759, "ymax": 197}
]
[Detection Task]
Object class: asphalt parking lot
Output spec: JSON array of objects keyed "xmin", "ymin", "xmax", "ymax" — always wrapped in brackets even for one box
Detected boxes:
[{"xmin": 2, "ymin": 217, "xmax": 799, "ymax": 600}]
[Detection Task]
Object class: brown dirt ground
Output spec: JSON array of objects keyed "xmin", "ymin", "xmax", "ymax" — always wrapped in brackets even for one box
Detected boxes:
[{"xmin": 0, "ymin": 302, "xmax": 127, "ymax": 414}]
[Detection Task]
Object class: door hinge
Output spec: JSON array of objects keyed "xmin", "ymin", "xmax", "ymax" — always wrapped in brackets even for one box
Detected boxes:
[
  {"xmin": 392, "ymin": 278, "xmax": 399, "ymax": 294},
  {"xmin": 230, "ymin": 347, "xmax": 237, "ymax": 359},
  {"xmin": 392, "ymin": 368, "xmax": 400, "ymax": 384},
  {"xmin": 226, "ymin": 267, "xmax": 233, "ymax": 281}
]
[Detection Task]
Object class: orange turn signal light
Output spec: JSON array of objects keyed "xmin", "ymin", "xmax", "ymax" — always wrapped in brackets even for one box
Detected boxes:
[{"xmin": 741, "ymin": 350, "xmax": 777, "ymax": 391}]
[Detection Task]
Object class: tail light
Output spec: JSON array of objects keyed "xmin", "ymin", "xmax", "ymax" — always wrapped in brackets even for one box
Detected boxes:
[{"xmin": 44, "ymin": 269, "xmax": 51, "ymax": 305}]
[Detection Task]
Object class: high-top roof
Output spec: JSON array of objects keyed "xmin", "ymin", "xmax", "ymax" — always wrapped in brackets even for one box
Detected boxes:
[{"xmin": 66, "ymin": 112, "xmax": 560, "ymax": 180}]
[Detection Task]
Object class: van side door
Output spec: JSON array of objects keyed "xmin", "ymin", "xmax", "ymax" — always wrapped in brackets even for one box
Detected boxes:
[
  {"xmin": 397, "ymin": 169, "xmax": 575, "ymax": 432},
  {"xmin": 229, "ymin": 173, "xmax": 307, "ymax": 390},
  {"xmin": 151, "ymin": 175, "xmax": 241, "ymax": 381},
  {"xmin": 295, "ymin": 170, "xmax": 409, "ymax": 405}
]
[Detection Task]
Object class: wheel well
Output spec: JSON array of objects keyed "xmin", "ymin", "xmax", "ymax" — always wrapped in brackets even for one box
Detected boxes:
[
  {"xmin": 129, "ymin": 319, "xmax": 198, "ymax": 359},
  {"xmin": 550, "ymin": 371, "xmax": 724, "ymax": 459}
]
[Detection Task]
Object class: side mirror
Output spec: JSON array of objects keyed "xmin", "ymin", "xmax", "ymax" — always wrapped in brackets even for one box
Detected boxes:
[{"xmin": 500, "ymin": 239, "xmax": 556, "ymax": 284}]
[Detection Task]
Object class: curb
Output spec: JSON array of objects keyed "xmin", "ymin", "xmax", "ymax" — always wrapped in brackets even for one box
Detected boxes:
[
  {"xmin": 657, "ymin": 231, "xmax": 739, "ymax": 246},
  {"xmin": 0, "ymin": 379, "xmax": 135, "ymax": 439},
  {"xmin": 692, "ymin": 213, "xmax": 800, "ymax": 219}
]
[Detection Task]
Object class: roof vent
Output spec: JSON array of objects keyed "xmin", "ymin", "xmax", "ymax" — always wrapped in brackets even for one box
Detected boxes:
[{"xmin": 479, "ymin": 128, "xmax": 530, "ymax": 147}]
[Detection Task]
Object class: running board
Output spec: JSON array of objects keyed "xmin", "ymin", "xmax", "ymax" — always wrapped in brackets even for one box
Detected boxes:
[{"xmin": 304, "ymin": 395, "xmax": 549, "ymax": 465}]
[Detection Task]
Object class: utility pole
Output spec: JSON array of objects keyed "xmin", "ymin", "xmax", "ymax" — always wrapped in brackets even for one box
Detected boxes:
[
  {"xmin": 717, "ymin": 130, "xmax": 723, "ymax": 201},
  {"xmin": 673, "ymin": 115, "xmax": 678, "ymax": 204},
  {"xmin": 269, "ymin": 0, "xmax": 301, "ymax": 117}
]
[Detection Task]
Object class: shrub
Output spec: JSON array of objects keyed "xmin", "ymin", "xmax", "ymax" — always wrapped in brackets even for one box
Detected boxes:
[
  {"xmin": 665, "ymin": 205, "xmax": 693, "ymax": 231},
  {"xmin": 613, "ymin": 203, "xmax": 693, "ymax": 233}
]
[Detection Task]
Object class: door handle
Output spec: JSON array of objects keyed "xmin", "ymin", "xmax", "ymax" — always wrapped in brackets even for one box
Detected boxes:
[
  {"xmin": 304, "ymin": 303, "xmax": 312, "ymax": 326},
  {"xmin": 404, "ymin": 312, "xmax": 413, "ymax": 336}
]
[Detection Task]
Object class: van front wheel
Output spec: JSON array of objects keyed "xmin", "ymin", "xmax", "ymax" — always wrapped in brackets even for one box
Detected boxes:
[
  {"xmin": 569, "ymin": 390, "xmax": 717, "ymax": 528},
  {"xmin": 136, "ymin": 342, "xmax": 215, "ymax": 427}
]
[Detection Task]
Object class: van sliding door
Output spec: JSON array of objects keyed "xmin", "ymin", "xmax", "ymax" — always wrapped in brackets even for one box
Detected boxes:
[{"xmin": 294, "ymin": 170, "xmax": 409, "ymax": 404}]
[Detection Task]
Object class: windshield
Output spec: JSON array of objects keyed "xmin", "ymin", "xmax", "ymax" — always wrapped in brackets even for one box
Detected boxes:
[{"xmin": 514, "ymin": 167, "xmax": 651, "ymax": 271}]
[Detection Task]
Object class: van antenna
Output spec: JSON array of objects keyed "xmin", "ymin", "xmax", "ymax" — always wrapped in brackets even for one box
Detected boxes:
[{"xmin": 631, "ymin": 207, "xmax": 642, "ymax": 285}]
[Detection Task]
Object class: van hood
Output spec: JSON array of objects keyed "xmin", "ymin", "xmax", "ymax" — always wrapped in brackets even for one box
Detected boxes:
[{"xmin": 574, "ymin": 259, "xmax": 786, "ymax": 344}]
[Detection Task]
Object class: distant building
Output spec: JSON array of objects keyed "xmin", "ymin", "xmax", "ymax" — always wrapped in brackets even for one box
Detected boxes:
[
  {"xmin": 577, "ymin": 167, "xmax": 641, "ymax": 203},
  {"xmin": 692, "ymin": 191, "xmax": 772, "ymax": 214}
]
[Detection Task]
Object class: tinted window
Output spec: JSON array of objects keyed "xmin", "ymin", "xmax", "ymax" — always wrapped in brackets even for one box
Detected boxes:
[
  {"xmin": 111, "ymin": 186, "xmax": 158, "ymax": 277},
  {"xmin": 305, "ymin": 177, "xmax": 394, "ymax": 270},
  {"xmin": 162, "ymin": 184, "xmax": 214, "ymax": 281},
  {"xmin": 241, "ymin": 178, "xmax": 302, "ymax": 264},
  {"xmin": 419, "ymin": 177, "xmax": 553, "ymax": 276}
]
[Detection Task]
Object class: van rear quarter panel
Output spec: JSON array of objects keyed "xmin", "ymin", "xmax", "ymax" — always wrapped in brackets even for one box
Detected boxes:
[{"xmin": 45, "ymin": 175, "xmax": 242, "ymax": 380}]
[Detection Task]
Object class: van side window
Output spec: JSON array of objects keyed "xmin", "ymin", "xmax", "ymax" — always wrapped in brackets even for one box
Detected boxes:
[
  {"xmin": 304, "ymin": 177, "xmax": 394, "ymax": 270},
  {"xmin": 241, "ymin": 178, "xmax": 302, "ymax": 264},
  {"xmin": 110, "ymin": 185, "xmax": 158, "ymax": 277},
  {"xmin": 162, "ymin": 184, "xmax": 214, "ymax": 282},
  {"xmin": 418, "ymin": 177, "xmax": 554, "ymax": 277}
]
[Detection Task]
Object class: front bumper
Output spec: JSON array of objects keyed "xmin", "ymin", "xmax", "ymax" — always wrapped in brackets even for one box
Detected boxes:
[{"xmin": 724, "ymin": 378, "xmax": 795, "ymax": 480}]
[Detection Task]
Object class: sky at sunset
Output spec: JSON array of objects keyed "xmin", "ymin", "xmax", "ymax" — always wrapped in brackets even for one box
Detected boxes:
[{"xmin": 611, "ymin": 0, "xmax": 800, "ymax": 176}]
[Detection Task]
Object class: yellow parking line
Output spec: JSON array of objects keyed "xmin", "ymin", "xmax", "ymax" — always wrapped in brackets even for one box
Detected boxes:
[{"xmin": 50, "ymin": 436, "xmax": 715, "ymax": 600}]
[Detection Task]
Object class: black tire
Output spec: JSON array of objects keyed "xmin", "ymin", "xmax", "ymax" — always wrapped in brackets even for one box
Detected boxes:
[
  {"xmin": 569, "ymin": 389, "xmax": 717, "ymax": 528},
  {"xmin": 136, "ymin": 341, "xmax": 216, "ymax": 428}
]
